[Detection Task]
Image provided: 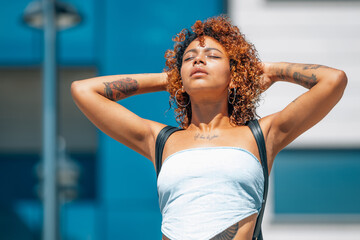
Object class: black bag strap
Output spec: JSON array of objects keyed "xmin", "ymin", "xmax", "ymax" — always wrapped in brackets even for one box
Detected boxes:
[
  {"xmin": 247, "ymin": 119, "xmax": 269, "ymax": 240},
  {"xmin": 155, "ymin": 126, "xmax": 183, "ymax": 177}
]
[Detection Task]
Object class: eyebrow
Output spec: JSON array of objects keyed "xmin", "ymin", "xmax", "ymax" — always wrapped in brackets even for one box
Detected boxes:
[{"xmin": 184, "ymin": 47, "xmax": 224, "ymax": 56}]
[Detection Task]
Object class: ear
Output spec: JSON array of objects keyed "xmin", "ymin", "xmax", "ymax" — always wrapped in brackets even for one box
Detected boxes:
[{"xmin": 228, "ymin": 79, "xmax": 235, "ymax": 88}]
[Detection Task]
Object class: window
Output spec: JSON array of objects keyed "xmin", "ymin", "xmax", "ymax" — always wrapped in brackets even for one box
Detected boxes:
[{"xmin": 273, "ymin": 149, "xmax": 360, "ymax": 221}]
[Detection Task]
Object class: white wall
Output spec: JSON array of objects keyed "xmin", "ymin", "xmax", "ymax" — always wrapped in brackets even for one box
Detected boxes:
[
  {"xmin": 229, "ymin": 0, "xmax": 360, "ymax": 148},
  {"xmin": 229, "ymin": 1, "xmax": 360, "ymax": 239}
]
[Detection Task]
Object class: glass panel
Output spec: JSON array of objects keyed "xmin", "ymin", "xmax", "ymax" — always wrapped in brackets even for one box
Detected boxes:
[{"xmin": 274, "ymin": 149, "xmax": 360, "ymax": 215}]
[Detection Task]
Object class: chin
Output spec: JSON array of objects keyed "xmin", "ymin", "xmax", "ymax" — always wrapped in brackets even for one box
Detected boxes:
[{"xmin": 187, "ymin": 85, "xmax": 225, "ymax": 97}]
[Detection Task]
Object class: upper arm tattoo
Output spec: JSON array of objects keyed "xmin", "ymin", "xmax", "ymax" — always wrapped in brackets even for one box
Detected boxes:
[{"xmin": 103, "ymin": 78, "xmax": 139, "ymax": 101}]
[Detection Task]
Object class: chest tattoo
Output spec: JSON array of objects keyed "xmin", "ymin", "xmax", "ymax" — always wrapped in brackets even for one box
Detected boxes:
[{"xmin": 194, "ymin": 133, "xmax": 219, "ymax": 141}]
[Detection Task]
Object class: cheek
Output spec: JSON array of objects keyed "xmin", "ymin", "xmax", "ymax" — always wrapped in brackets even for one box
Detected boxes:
[
  {"xmin": 220, "ymin": 68, "xmax": 231, "ymax": 87},
  {"xmin": 215, "ymin": 64, "xmax": 231, "ymax": 81},
  {"xmin": 180, "ymin": 67, "xmax": 185, "ymax": 79},
  {"xmin": 180, "ymin": 66, "xmax": 190, "ymax": 83}
]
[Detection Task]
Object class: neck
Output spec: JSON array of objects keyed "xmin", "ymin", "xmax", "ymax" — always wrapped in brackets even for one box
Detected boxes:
[{"xmin": 188, "ymin": 99, "xmax": 232, "ymax": 131}]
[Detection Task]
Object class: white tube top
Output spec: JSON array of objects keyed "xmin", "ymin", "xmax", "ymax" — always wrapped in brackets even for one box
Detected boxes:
[{"xmin": 157, "ymin": 147, "xmax": 264, "ymax": 240}]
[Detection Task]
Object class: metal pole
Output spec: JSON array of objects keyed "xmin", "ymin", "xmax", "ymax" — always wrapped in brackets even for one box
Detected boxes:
[{"xmin": 42, "ymin": 0, "xmax": 59, "ymax": 239}]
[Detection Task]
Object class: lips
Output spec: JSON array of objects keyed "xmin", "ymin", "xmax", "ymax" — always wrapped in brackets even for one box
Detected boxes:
[{"xmin": 190, "ymin": 67, "xmax": 208, "ymax": 77}]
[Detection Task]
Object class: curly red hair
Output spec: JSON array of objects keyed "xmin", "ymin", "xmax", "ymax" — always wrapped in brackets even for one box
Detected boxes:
[{"xmin": 164, "ymin": 15, "xmax": 263, "ymax": 128}]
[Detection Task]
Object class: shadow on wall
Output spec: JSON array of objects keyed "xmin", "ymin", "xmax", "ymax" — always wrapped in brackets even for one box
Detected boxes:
[{"xmin": 0, "ymin": 204, "xmax": 40, "ymax": 240}]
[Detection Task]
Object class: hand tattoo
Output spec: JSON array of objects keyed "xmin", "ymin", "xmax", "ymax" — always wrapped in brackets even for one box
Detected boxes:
[{"xmin": 103, "ymin": 78, "xmax": 139, "ymax": 101}]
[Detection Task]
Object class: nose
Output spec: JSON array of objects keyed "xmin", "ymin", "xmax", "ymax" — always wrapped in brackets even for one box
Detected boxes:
[{"xmin": 193, "ymin": 54, "xmax": 206, "ymax": 66}]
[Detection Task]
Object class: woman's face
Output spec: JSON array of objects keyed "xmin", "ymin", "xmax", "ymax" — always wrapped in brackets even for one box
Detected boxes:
[{"xmin": 180, "ymin": 36, "xmax": 231, "ymax": 99}]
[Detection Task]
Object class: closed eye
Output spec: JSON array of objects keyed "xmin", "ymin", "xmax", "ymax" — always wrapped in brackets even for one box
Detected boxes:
[
  {"xmin": 184, "ymin": 57, "xmax": 194, "ymax": 61},
  {"xmin": 208, "ymin": 55, "xmax": 221, "ymax": 59}
]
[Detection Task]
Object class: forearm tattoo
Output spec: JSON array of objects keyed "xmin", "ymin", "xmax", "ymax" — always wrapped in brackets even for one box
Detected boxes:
[
  {"xmin": 276, "ymin": 64, "xmax": 292, "ymax": 81},
  {"xmin": 210, "ymin": 222, "xmax": 238, "ymax": 240},
  {"xmin": 103, "ymin": 78, "xmax": 139, "ymax": 101},
  {"xmin": 293, "ymin": 72, "xmax": 317, "ymax": 89},
  {"xmin": 275, "ymin": 63, "xmax": 327, "ymax": 89},
  {"xmin": 302, "ymin": 64, "xmax": 331, "ymax": 70}
]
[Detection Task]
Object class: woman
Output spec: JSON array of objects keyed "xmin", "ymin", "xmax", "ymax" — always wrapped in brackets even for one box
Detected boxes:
[{"xmin": 71, "ymin": 16, "xmax": 347, "ymax": 240}]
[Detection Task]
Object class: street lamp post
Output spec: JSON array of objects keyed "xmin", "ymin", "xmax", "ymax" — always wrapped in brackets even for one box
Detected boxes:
[
  {"xmin": 23, "ymin": 1, "xmax": 81, "ymax": 240},
  {"xmin": 42, "ymin": 1, "xmax": 57, "ymax": 239}
]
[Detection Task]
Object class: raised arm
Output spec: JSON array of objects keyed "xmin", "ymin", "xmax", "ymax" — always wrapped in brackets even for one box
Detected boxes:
[
  {"xmin": 262, "ymin": 62, "xmax": 347, "ymax": 156},
  {"xmin": 71, "ymin": 73, "xmax": 168, "ymax": 160}
]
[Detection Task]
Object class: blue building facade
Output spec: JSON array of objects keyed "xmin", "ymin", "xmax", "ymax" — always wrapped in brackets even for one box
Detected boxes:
[{"xmin": 0, "ymin": 0, "xmax": 224, "ymax": 239}]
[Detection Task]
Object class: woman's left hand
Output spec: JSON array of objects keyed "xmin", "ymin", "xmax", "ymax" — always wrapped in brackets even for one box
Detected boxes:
[{"xmin": 258, "ymin": 62, "xmax": 274, "ymax": 91}]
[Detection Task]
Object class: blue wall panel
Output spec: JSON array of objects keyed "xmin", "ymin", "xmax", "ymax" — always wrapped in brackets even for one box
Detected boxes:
[
  {"xmin": 274, "ymin": 149, "xmax": 360, "ymax": 215},
  {"xmin": 0, "ymin": 0, "xmax": 42, "ymax": 64},
  {"xmin": 58, "ymin": 0, "xmax": 97, "ymax": 65},
  {"xmin": 0, "ymin": 0, "xmax": 96, "ymax": 66}
]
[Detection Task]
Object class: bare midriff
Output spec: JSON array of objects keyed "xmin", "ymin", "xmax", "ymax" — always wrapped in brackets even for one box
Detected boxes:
[{"xmin": 161, "ymin": 213, "xmax": 258, "ymax": 240}]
